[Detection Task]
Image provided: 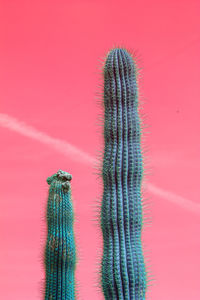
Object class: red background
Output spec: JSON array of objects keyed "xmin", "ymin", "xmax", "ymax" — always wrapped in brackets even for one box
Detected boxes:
[{"xmin": 0, "ymin": 0, "xmax": 200, "ymax": 299}]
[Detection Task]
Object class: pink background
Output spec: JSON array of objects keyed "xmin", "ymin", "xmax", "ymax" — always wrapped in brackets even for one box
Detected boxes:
[{"xmin": 0, "ymin": 0, "xmax": 200, "ymax": 299}]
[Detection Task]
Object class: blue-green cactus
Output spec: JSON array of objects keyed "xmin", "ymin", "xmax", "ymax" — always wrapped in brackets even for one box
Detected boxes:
[
  {"xmin": 100, "ymin": 48, "xmax": 147, "ymax": 299},
  {"xmin": 44, "ymin": 170, "xmax": 76, "ymax": 300}
]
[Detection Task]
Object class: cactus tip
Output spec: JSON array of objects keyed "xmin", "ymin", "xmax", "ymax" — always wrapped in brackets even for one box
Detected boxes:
[
  {"xmin": 46, "ymin": 170, "xmax": 72, "ymax": 189},
  {"xmin": 57, "ymin": 169, "xmax": 72, "ymax": 181}
]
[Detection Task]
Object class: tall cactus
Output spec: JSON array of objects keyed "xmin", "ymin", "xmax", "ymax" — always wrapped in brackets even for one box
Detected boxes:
[
  {"xmin": 44, "ymin": 170, "xmax": 76, "ymax": 300},
  {"xmin": 100, "ymin": 48, "xmax": 147, "ymax": 299}
]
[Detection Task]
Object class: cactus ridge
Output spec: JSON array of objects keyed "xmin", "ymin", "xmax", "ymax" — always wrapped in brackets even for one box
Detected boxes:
[
  {"xmin": 101, "ymin": 48, "xmax": 147, "ymax": 300},
  {"xmin": 44, "ymin": 170, "xmax": 76, "ymax": 300}
]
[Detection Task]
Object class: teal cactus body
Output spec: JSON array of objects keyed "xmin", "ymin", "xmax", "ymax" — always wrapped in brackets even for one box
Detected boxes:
[
  {"xmin": 100, "ymin": 48, "xmax": 147, "ymax": 299},
  {"xmin": 44, "ymin": 170, "xmax": 76, "ymax": 300}
]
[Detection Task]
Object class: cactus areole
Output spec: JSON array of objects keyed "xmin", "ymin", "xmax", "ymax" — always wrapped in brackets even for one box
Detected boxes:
[
  {"xmin": 100, "ymin": 48, "xmax": 147, "ymax": 300},
  {"xmin": 44, "ymin": 170, "xmax": 76, "ymax": 300}
]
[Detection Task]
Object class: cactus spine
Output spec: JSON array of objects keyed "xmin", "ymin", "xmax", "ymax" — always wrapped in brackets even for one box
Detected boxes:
[
  {"xmin": 100, "ymin": 48, "xmax": 147, "ymax": 299},
  {"xmin": 44, "ymin": 170, "xmax": 76, "ymax": 300}
]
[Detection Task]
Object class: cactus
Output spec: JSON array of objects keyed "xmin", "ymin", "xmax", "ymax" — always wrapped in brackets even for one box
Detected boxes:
[
  {"xmin": 100, "ymin": 48, "xmax": 147, "ymax": 299},
  {"xmin": 44, "ymin": 170, "xmax": 76, "ymax": 300}
]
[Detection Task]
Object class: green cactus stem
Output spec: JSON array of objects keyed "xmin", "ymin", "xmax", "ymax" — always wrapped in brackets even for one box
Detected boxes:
[
  {"xmin": 100, "ymin": 48, "xmax": 147, "ymax": 300},
  {"xmin": 44, "ymin": 170, "xmax": 76, "ymax": 300}
]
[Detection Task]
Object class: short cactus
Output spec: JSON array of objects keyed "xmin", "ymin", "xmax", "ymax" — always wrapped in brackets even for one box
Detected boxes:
[
  {"xmin": 100, "ymin": 48, "xmax": 147, "ymax": 299},
  {"xmin": 44, "ymin": 170, "xmax": 76, "ymax": 300}
]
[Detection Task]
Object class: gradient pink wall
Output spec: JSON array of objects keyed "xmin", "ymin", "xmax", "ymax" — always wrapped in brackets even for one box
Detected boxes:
[{"xmin": 0, "ymin": 0, "xmax": 200, "ymax": 299}]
